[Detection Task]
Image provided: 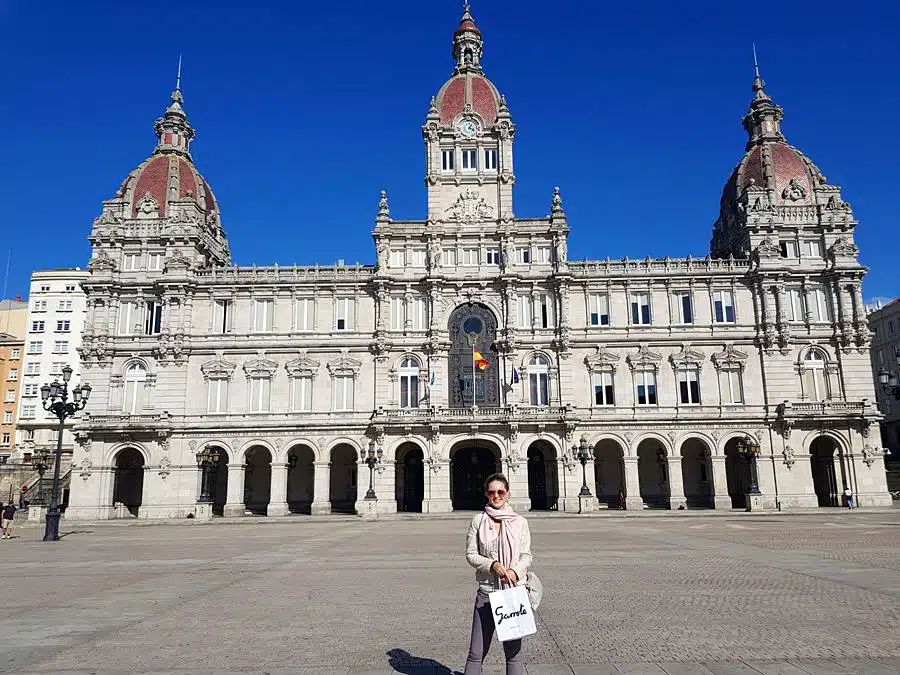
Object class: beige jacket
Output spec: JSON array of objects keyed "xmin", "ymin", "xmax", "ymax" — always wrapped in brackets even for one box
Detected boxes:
[{"xmin": 465, "ymin": 512, "xmax": 533, "ymax": 596}]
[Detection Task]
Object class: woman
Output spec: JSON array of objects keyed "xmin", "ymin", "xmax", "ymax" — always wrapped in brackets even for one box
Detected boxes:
[{"xmin": 464, "ymin": 473, "xmax": 532, "ymax": 675}]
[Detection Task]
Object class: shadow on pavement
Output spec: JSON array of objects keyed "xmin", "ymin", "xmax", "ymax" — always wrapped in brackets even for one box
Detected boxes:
[{"xmin": 387, "ymin": 648, "xmax": 459, "ymax": 675}]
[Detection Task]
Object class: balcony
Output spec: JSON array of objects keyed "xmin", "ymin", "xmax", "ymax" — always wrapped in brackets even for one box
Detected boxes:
[
  {"xmin": 776, "ymin": 399, "xmax": 875, "ymax": 424},
  {"xmin": 79, "ymin": 412, "xmax": 173, "ymax": 434},
  {"xmin": 373, "ymin": 405, "xmax": 570, "ymax": 425}
]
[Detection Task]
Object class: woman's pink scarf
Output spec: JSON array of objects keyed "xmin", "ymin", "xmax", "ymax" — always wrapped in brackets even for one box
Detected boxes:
[{"xmin": 481, "ymin": 504, "xmax": 522, "ymax": 582}]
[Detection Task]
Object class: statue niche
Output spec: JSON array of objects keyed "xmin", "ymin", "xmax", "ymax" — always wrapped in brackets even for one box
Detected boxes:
[{"xmin": 448, "ymin": 303, "xmax": 500, "ymax": 408}]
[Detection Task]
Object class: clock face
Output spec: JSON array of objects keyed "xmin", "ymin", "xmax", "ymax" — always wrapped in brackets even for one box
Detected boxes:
[{"xmin": 458, "ymin": 119, "xmax": 478, "ymax": 138}]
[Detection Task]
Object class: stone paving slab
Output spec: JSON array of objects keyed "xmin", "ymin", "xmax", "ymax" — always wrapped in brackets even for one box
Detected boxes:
[{"xmin": 0, "ymin": 513, "xmax": 897, "ymax": 674}]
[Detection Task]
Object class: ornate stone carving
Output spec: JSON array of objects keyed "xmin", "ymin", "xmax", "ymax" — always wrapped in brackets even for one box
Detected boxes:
[
  {"xmin": 158, "ymin": 455, "xmax": 172, "ymax": 480},
  {"xmin": 862, "ymin": 445, "xmax": 886, "ymax": 468},
  {"xmin": 201, "ymin": 356, "xmax": 237, "ymax": 380},
  {"xmin": 78, "ymin": 457, "xmax": 93, "ymax": 481},
  {"xmin": 135, "ymin": 192, "xmax": 160, "ymax": 218},
  {"xmin": 626, "ymin": 344, "xmax": 662, "ymax": 371},
  {"xmin": 284, "ymin": 352, "xmax": 320, "ymax": 377},
  {"xmin": 782, "ymin": 446, "xmax": 795, "ymax": 469},
  {"xmin": 711, "ymin": 344, "xmax": 749, "ymax": 372},
  {"xmin": 327, "ymin": 353, "xmax": 363, "ymax": 376},
  {"xmin": 669, "ymin": 343, "xmax": 705, "ymax": 371},
  {"xmin": 243, "ymin": 357, "xmax": 279, "ymax": 378},
  {"xmin": 377, "ymin": 190, "xmax": 390, "ymax": 219},
  {"xmin": 444, "ymin": 188, "xmax": 494, "ymax": 223},
  {"xmin": 829, "ymin": 236, "xmax": 859, "ymax": 260},
  {"xmin": 781, "ymin": 178, "xmax": 806, "ymax": 202},
  {"xmin": 754, "ymin": 236, "xmax": 781, "ymax": 260}
]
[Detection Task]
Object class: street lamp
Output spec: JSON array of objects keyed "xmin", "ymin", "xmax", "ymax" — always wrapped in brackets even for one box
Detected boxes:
[
  {"xmin": 736, "ymin": 435, "xmax": 762, "ymax": 495},
  {"xmin": 363, "ymin": 440, "xmax": 383, "ymax": 501},
  {"xmin": 31, "ymin": 449, "xmax": 52, "ymax": 505},
  {"xmin": 196, "ymin": 446, "xmax": 220, "ymax": 503},
  {"xmin": 571, "ymin": 436, "xmax": 592, "ymax": 497},
  {"xmin": 40, "ymin": 364, "xmax": 91, "ymax": 542},
  {"xmin": 878, "ymin": 366, "xmax": 900, "ymax": 401}
]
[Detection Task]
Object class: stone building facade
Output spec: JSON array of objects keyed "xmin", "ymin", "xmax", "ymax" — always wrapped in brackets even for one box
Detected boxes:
[
  {"xmin": 66, "ymin": 6, "xmax": 891, "ymax": 520},
  {"xmin": 868, "ymin": 298, "xmax": 900, "ymax": 459}
]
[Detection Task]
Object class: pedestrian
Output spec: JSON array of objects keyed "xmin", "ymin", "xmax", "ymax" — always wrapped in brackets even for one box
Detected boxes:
[
  {"xmin": 843, "ymin": 485, "xmax": 855, "ymax": 509},
  {"xmin": 463, "ymin": 473, "xmax": 532, "ymax": 675},
  {"xmin": 2, "ymin": 502, "xmax": 17, "ymax": 539},
  {"xmin": 617, "ymin": 487, "xmax": 626, "ymax": 509}
]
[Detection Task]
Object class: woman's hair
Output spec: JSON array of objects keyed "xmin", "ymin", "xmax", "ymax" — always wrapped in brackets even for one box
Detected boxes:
[{"xmin": 484, "ymin": 473, "xmax": 510, "ymax": 492}]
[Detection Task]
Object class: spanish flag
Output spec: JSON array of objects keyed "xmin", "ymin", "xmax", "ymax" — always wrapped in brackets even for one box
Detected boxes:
[{"xmin": 473, "ymin": 348, "xmax": 489, "ymax": 370}]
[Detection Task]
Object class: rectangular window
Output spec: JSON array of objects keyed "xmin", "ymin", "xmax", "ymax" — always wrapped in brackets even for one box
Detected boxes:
[
  {"xmin": 441, "ymin": 149, "xmax": 455, "ymax": 172},
  {"xmin": 486, "ymin": 249, "xmax": 501, "ymax": 265},
  {"xmin": 292, "ymin": 376, "xmax": 313, "ymax": 412},
  {"xmin": 295, "ymin": 298, "xmax": 314, "ymax": 332},
  {"xmin": 517, "ymin": 295, "xmax": 533, "ymax": 328},
  {"xmin": 53, "ymin": 340, "xmax": 69, "ymax": 354},
  {"xmin": 58, "ymin": 300, "xmax": 72, "ymax": 312},
  {"xmin": 32, "ymin": 300, "xmax": 47, "ymax": 312},
  {"xmin": 31, "ymin": 321, "xmax": 45, "ymax": 333},
  {"xmin": 678, "ymin": 367, "xmax": 701, "ymax": 404},
  {"xmin": 21, "ymin": 404, "xmax": 36, "ymax": 418},
  {"xmin": 147, "ymin": 253, "xmax": 163, "ymax": 270},
  {"xmin": 123, "ymin": 253, "xmax": 140, "ymax": 271},
  {"xmin": 400, "ymin": 373, "xmax": 420, "ymax": 409},
  {"xmin": 484, "ymin": 148, "xmax": 498, "ymax": 171},
  {"xmin": 391, "ymin": 297, "xmax": 405, "ymax": 331},
  {"xmin": 529, "ymin": 371, "xmax": 550, "ymax": 407},
  {"xmin": 56, "ymin": 320, "xmax": 71, "ymax": 332},
  {"xmin": 39, "ymin": 285, "xmax": 50, "ymax": 292},
  {"xmin": 718, "ymin": 369, "xmax": 744, "ymax": 404},
  {"xmin": 118, "ymin": 302, "xmax": 137, "ymax": 335},
  {"xmin": 460, "ymin": 248, "xmax": 479, "ymax": 266},
  {"xmin": 27, "ymin": 342, "xmax": 42, "ymax": 355},
  {"xmin": 253, "ymin": 299, "xmax": 274, "ymax": 333},
  {"xmin": 593, "ymin": 371, "xmax": 615, "ymax": 406},
  {"xmin": 804, "ymin": 240, "xmax": 824, "ymax": 258},
  {"xmin": 461, "ymin": 148, "xmax": 477, "ymax": 170},
  {"xmin": 780, "ymin": 240, "xmax": 799, "ymax": 258},
  {"xmin": 411, "ymin": 297, "xmax": 427, "ymax": 330},
  {"xmin": 249, "ymin": 377, "xmax": 271, "ymax": 413},
  {"xmin": 672, "ymin": 292, "xmax": 693, "ymax": 324},
  {"xmin": 333, "ymin": 375, "xmax": 355, "ymax": 411},
  {"xmin": 214, "ymin": 299, "xmax": 233, "ymax": 333},
  {"xmin": 64, "ymin": 284, "xmax": 76, "ymax": 292},
  {"xmin": 537, "ymin": 292, "xmax": 555, "ymax": 328},
  {"xmin": 517, "ymin": 247, "xmax": 531, "ymax": 264},
  {"xmin": 390, "ymin": 250, "xmax": 405, "ymax": 268},
  {"xmin": 4, "ymin": 390, "xmax": 13, "ymax": 402},
  {"xmin": 536, "ymin": 246, "xmax": 551, "ymax": 263},
  {"xmin": 7, "ymin": 368, "xmax": 17, "ymax": 381},
  {"xmin": 630, "ymin": 292, "xmax": 651, "ymax": 325},
  {"xmin": 23, "ymin": 384, "xmax": 39, "ymax": 396},
  {"xmin": 335, "ymin": 297, "xmax": 355, "ymax": 331},
  {"xmin": 207, "ymin": 379, "xmax": 228, "ymax": 414},
  {"xmin": 25, "ymin": 362, "xmax": 39, "ymax": 375},
  {"xmin": 787, "ymin": 288, "xmax": 804, "ymax": 322},
  {"xmin": 635, "ymin": 370, "xmax": 657, "ymax": 406},
  {"xmin": 10, "ymin": 348, "xmax": 19, "ymax": 360},
  {"xmin": 0, "ymin": 432, "xmax": 9, "ymax": 446},
  {"xmin": 3, "ymin": 411, "xmax": 11, "ymax": 424},
  {"xmin": 443, "ymin": 248, "xmax": 457, "ymax": 266},
  {"xmin": 145, "ymin": 301, "xmax": 163, "ymax": 335},
  {"xmin": 50, "ymin": 362, "xmax": 65, "ymax": 375},
  {"xmin": 713, "ymin": 290, "xmax": 736, "ymax": 323},
  {"xmin": 810, "ymin": 288, "xmax": 831, "ymax": 323},
  {"xmin": 589, "ymin": 294, "xmax": 610, "ymax": 326},
  {"xmin": 410, "ymin": 249, "xmax": 426, "ymax": 267}
]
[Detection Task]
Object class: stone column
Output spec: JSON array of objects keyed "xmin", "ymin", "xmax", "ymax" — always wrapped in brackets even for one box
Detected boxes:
[
  {"xmin": 506, "ymin": 453, "xmax": 531, "ymax": 512},
  {"xmin": 268, "ymin": 463, "xmax": 289, "ymax": 516},
  {"xmin": 311, "ymin": 461, "xmax": 332, "ymax": 515},
  {"xmin": 623, "ymin": 457, "xmax": 643, "ymax": 510},
  {"xmin": 423, "ymin": 462, "xmax": 452, "ymax": 513},
  {"xmin": 224, "ymin": 463, "xmax": 245, "ymax": 517},
  {"xmin": 710, "ymin": 456, "xmax": 731, "ymax": 509},
  {"xmin": 667, "ymin": 457, "xmax": 686, "ymax": 510}
]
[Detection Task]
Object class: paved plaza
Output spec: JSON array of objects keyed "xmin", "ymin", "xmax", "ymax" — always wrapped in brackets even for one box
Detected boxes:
[{"xmin": 0, "ymin": 511, "xmax": 898, "ymax": 674}]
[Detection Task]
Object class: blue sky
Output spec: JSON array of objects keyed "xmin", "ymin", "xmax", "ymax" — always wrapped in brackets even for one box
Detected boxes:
[{"xmin": 0, "ymin": 1, "xmax": 897, "ymax": 303}]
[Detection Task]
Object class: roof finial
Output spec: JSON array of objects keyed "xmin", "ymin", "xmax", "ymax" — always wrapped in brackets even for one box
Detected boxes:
[
  {"xmin": 176, "ymin": 53, "xmax": 183, "ymax": 92},
  {"xmin": 752, "ymin": 42, "xmax": 759, "ymax": 79},
  {"xmin": 750, "ymin": 43, "xmax": 769, "ymax": 102}
]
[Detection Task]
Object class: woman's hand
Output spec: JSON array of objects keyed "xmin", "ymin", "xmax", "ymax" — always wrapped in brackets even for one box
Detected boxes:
[
  {"xmin": 490, "ymin": 561, "xmax": 508, "ymax": 578},
  {"xmin": 505, "ymin": 569, "xmax": 518, "ymax": 585}
]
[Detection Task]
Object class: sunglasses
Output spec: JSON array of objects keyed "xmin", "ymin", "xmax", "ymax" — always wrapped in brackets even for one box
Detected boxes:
[{"xmin": 487, "ymin": 489, "xmax": 507, "ymax": 497}]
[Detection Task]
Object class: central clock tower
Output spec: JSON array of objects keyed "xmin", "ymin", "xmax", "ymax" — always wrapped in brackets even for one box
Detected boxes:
[{"xmin": 423, "ymin": 3, "xmax": 515, "ymax": 226}]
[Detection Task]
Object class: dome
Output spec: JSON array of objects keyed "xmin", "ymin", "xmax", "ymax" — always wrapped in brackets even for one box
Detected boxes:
[
  {"xmin": 117, "ymin": 154, "xmax": 220, "ymax": 219},
  {"xmin": 436, "ymin": 73, "xmax": 501, "ymax": 126},
  {"xmin": 722, "ymin": 141, "xmax": 821, "ymax": 207}
]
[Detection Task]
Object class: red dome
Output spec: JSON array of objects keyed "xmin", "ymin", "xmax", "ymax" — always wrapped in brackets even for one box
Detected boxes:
[
  {"xmin": 723, "ymin": 141, "xmax": 820, "ymax": 206},
  {"xmin": 455, "ymin": 18, "xmax": 480, "ymax": 35},
  {"xmin": 435, "ymin": 73, "xmax": 500, "ymax": 126},
  {"xmin": 117, "ymin": 154, "xmax": 219, "ymax": 219}
]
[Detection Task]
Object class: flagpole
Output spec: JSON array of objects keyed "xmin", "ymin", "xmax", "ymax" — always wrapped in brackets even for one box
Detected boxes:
[{"xmin": 471, "ymin": 344, "xmax": 477, "ymax": 409}]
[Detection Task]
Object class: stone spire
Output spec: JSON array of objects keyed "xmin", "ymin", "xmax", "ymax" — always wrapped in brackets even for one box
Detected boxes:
[
  {"xmin": 452, "ymin": 2, "xmax": 484, "ymax": 75},
  {"xmin": 741, "ymin": 47, "xmax": 785, "ymax": 149},
  {"xmin": 153, "ymin": 56, "xmax": 195, "ymax": 157}
]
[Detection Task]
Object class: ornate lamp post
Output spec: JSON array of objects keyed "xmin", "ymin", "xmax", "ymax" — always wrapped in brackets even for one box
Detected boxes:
[
  {"xmin": 877, "ymin": 366, "xmax": 900, "ymax": 402},
  {"xmin": 196, "ymin": 446, "xmax": 220, "ymax": 503},
  {"xmin": 363, "ymin": 440, "xmax": 383, "ymax": 500},
  {"xmin": 736, "ymin": 435, "xmax": 761, "ymax": 495},
  {"xmin": 40, "ymin": 365, "xmax": 91, "ymax": 542},
  {"xmin": 571, "ymin": 436, "xmax": 592, "ymax": 497},
  {"xmin": 31, "ymin": 449, "xmax": 52, "ymax": 505}
]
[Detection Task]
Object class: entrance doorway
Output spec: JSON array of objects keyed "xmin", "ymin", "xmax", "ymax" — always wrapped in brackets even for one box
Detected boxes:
[
  {"xmin": 810, "ymin": 436, "xmax": 840, "ymax": 507},
  {"xmin": 209, "ymin": 447, "xmax": 229, "ymax": 516},
  {"xmin": 450, "ymin": 442, "xmax": 500, "ymax": 510},
  {"xmin": 636, "ymin": 439, "xmax": 669, "ymax": 508},
  {"xmin": 287, "ymin": 445, "xmax": 315, "ymax": 514},
  {"xmin": 244, "ymin": 446, "xmax": 272, "ymax": 515},
  {"xmin": 724, "ymin": 437, "xmax": 751, "ymax": 509},
  {"xmin": 594, "ymin": 439, "xmax": 626, "ymax": 507},
  {"xmin": 681, "ymin": 438, "xmax": 714, "ymax": 508},
  {"xmin": 395, "ymin": 443, "xmax": 425, "ymax": 513},
  {"xmin": 112, "ymin": 448, "xmax": 144, "ymax": 517},
  {"xmin": 527, "ymin": 441, "xmax": 558, "ymax": 510},
  {"xmin": 330, "ymin": 444, "xmax": 358, "ymax": 514}
]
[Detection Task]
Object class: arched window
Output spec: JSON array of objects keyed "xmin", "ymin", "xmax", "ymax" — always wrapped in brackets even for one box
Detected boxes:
[
  {"xmin": 526, "ymin": 354, "xmax": 550, "ymax": 407},
  {"xmin": 399, "ymin": 357, "xmax": 420, "ymax": 409},
  {"xmin": 801, "ymin": 349, "xmax": 829, "ymax": 401},
  {"xmin": 123, "ymin": 363, "xmax": 147, "ymax": 414}
]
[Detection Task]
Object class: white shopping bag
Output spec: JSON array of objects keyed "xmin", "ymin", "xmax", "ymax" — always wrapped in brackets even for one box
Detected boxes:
[{"xmin": 488, "ymin": 584, "xmax": 537, "ymax": 642}]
